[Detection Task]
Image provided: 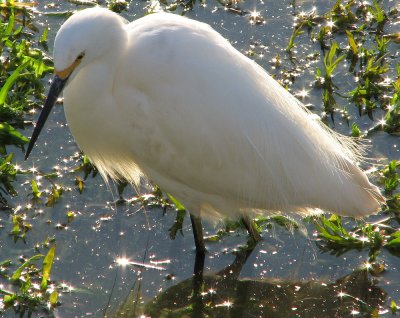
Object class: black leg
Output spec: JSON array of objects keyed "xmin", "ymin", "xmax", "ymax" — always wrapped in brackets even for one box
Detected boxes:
[
  {"xmin": 192, "ymin": 250, "xmax": 205, "ymax": 318},
  {"xmin": 241, "ymin": 215, "xmax": 261, "ymax": 242},
  {"xmin": 190, "ymin": 213, "xmax": 206, "ymax": 255},
  {"xmin": 190, "ymin": 214, "xmax": 205, "ymax": 317},
  {"xmin": 217, "ymin": 240, "xmax": 256, "ymax": 279}
]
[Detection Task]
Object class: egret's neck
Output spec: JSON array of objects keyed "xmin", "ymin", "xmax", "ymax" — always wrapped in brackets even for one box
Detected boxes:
[{"xmin": 62, "ymin": 34, "xmax": 128, "ymax": 160}]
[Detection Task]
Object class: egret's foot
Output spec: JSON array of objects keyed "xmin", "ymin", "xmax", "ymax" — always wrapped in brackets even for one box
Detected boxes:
[
  {"xmin": 190, "ymin": 214, "xmax": 207, "ymax": 255},
  {"xmin": 241, "ymin": 216, "xmax": 262, "ymax": 242}
]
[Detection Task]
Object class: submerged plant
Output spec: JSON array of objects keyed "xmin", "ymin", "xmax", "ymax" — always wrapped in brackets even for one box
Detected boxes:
[
  {"xmin": 0, "ymin": 5, "xmax": 53, "ymax": 200},
  {"xmin": 314, "ymin": 42, "xmax": 346, "ymax": 118},
  {"xmin": 0, "ymin": 244, "xmax": 60, "ymax": 316}
]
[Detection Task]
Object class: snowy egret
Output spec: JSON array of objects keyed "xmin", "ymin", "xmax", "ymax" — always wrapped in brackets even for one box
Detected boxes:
[{"xmin": 26, "ymin": 8, "xmax": 384, "ymax": 253}]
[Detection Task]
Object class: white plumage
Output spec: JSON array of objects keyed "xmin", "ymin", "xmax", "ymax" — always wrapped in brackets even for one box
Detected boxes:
[{"xmin": 27, "ymin": 8, "xmax": 384, "ymax": 222}]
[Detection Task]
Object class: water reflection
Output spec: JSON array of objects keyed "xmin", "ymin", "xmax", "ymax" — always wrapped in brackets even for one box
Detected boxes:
[{"xmin": 110, "ymin": 243, "xmax": 386, "ymax": 318}]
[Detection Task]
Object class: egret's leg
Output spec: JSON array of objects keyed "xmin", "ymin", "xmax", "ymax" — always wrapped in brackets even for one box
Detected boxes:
[
  {"xmin": 190, "ymin": 214, "xmax": 206, "ymax": 255},
  {"xmin": 190, "ymin": 214, "xmax": 206, "ymax": 316},
  {"xmin": 241, "ymin": 216, "xmax": 261, "ymax": 242},
  {"xmin": 192, "ymin": 249, "xmax": 205, "ymax": 317},
  {"xmin": 217, "ymin": 241, "xmax": 256, "ymax": 279}
]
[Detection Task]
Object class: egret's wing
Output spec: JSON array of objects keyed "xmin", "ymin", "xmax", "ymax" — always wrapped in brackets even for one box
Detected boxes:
[{"xmin": 113, "ymin": 13, "xmax": 382, "ymax": 218}]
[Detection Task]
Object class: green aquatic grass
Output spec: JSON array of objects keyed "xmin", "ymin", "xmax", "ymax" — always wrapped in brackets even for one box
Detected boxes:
[
  {"xmin": 0, "ymin": 4, "xmax": 61, "ymax": 316},
  {"xmin": 275, "ymin": 0, "xmax": 399, "ymax": 129},
  {"xmin": 0, "ymin": 243, "xmax": 59, "ymax": 316},
  {"xmin": 383, "ymin": 65, "xmax": 400, "ymax": 134},
  {"xmin": 315, "ymin": 42, "xmax": 346, "ymax": 118},
  {"xmin": 0, "ymin": 5, "xmax": 52, "ymax": 199}
]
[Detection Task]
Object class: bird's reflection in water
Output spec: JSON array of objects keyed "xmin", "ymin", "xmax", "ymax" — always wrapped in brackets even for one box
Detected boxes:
[{"xmin": 110, "ymin": 246, "xmax": 386, "ymax": 318}]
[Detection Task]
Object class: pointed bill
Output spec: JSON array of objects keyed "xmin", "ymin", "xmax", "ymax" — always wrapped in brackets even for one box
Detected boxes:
[{"xmin": 25, "ymin": 75, "xmax": 68, "ymax": 160}]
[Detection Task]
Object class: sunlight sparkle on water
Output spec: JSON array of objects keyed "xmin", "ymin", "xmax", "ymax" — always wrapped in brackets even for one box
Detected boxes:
[
  {"xmin": 338, "ymin": 291, "xmax": 347, "ymax": 298},
  {"xmin": 378, "ymin": 118, "xmax": 386, "ymax": 127},
  {"xmin": 150, "ymin": 259, "xmax": 171, "ymax": 265},
  {"xmin": 250, "ymin": 10, "xmax": 260, "ymax": 18},
  {"xmin": 209, "ymin": 288, "xmax": 216, "ymax": 294},
  {"xmin": 365, "ymin": 11, "xmax": 373, "ymax": 22},
  {"xmin": 382, "ymin": 76, "xmax": 393, "ymax": 86},
  {"xmin": 387, "ymin": 103, "xmax": 394, "ymax": 112},
  {"xmin": 295, "ymin": 88, "xmax": 309, "ymax": 99},
  {"xmin": 249, "ymin": 10, "xmax": 264, "ymax": 25},
  {"xmin": 29, "ymin": 166, "xmax": 38, "ymax": 173},
  {"xmin": 202, "ymin": 287, "xmax": 217, "ymax": 296},
  {"xmin": 298, "ymin": 11, "xmax": 307, "ymax": 18},
  {"xmin": 216, "ymin": 300, "xmax": 233, "ymax": 308},
  {"xmin": 363, "ymin": 261, "xmax": 372, "ymax": 269},
  {"xmin": 115, "ymin": 256, "xmax": 131, "ymax": 267},
  {"xmin": 326, "ymin": 19, "xmax": 335, "ymax": 28},
  {"xmin": 60, "ymin": 282, "xmax": 74, "ymax": 292},
  {"xmin": 114, "ymin": 257, "xmax": 166, "ymax": 270},
  {"xmin": 100, "ymin": 215, "xmax": 113, "ymax": 221}
]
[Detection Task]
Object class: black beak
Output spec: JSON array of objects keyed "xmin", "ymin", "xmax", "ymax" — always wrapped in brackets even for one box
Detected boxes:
[{"xmin": 25, "ymin": 75, "xmax": 68, "ymax": 160}]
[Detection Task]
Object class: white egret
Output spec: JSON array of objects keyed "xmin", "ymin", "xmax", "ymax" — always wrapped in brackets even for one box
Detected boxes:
[{"xmin": 26, "ymin": 8, "xmax": 384, "ymax": 253}]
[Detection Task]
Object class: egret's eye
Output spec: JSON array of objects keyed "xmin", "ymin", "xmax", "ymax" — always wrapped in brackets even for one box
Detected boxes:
[{"xmin": 76, "ymin": 52, "xmax": 85, "ymax": 61}]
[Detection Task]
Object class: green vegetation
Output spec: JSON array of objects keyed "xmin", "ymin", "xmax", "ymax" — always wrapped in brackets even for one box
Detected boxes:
[
  {"xmin": 0, "ymin": 6, "xmax": 52, "ymax": 199},
  {"xmin": 0, "ymin": 243, "xmax": 59, "ymax": 316}
]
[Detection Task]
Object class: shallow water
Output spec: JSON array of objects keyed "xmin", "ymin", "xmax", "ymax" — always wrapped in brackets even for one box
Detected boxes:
[{"xmin": 1, "ymin": 0, "xmax": 400, "ymax": 317}]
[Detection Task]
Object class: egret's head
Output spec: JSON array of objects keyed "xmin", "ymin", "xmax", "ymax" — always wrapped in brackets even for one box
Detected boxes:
[
  {"xmin": 25, "ymin": 7, "xmax": 126, "ymax": 159},
  {"xmin": 54, "ymin": 7, "xmax": 126, "ymax": 80}
]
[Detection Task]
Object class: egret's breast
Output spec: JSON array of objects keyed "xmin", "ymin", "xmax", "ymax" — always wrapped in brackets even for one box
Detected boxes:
[{"xmin": 63, "ymin": 64, "xmax": 121, "ymax": 155}]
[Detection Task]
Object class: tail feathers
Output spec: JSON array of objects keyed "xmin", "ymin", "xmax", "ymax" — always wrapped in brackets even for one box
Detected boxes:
[{"xmin": 335, "ymin": 162, "xmax": 385, "ymax": 217}]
